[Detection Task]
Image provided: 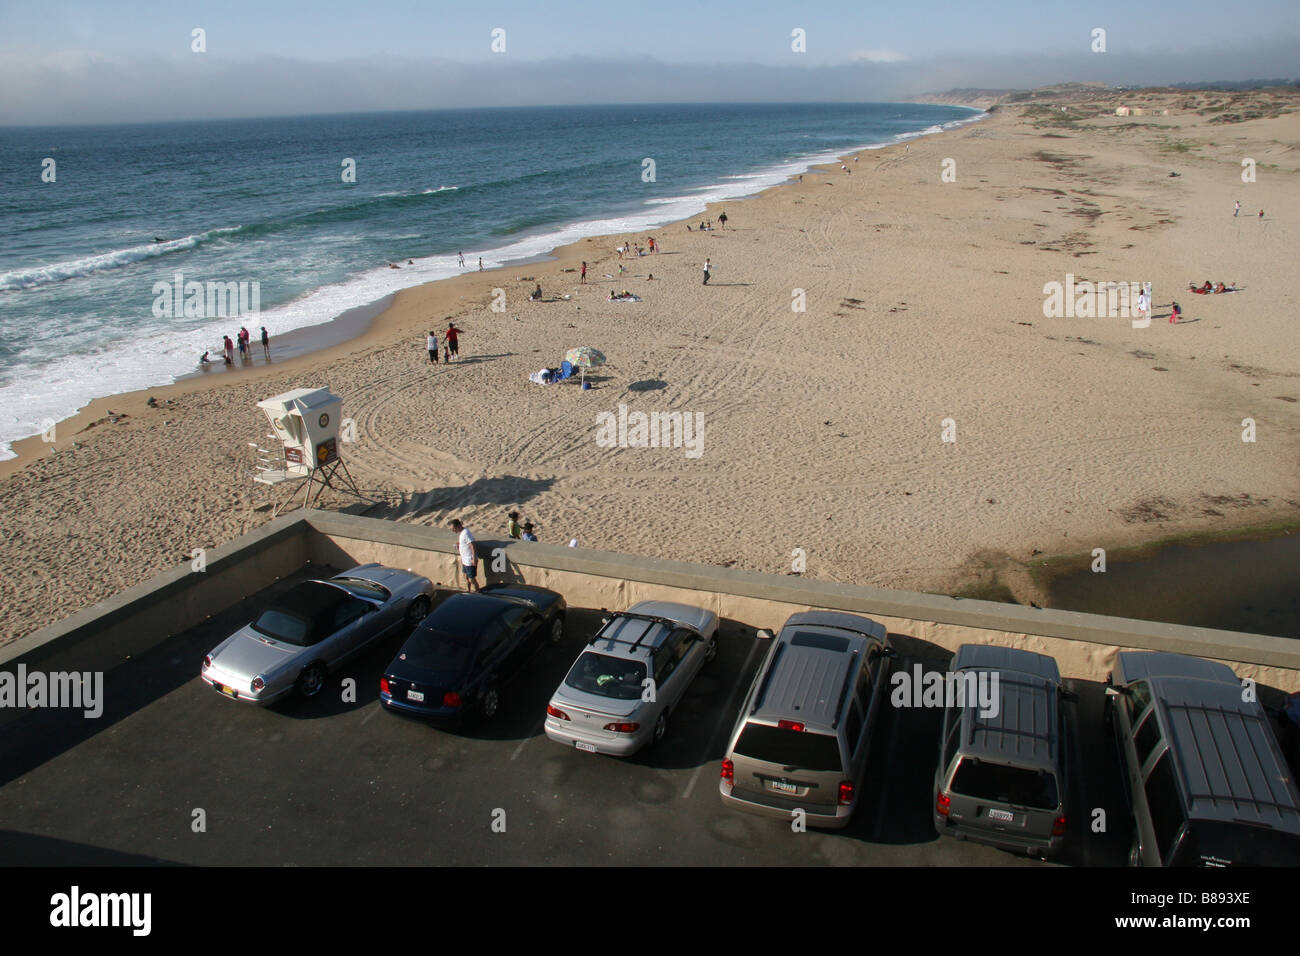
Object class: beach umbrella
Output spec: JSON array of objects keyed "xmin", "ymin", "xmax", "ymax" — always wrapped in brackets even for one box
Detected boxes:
[{"xmin": 564, "ymin": 346, "xmax": 607, "ymax": 386}]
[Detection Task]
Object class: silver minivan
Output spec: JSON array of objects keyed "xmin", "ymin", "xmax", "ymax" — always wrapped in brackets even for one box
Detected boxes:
[
  {"xmin": 932, "ymin": 644, "xmax": 1069, "ymax": 858},
  {"xmin": 719, "ymin": 611, "xmax": 893, "ymax": 829},
  {"xmin": 1106, "ymin": 651, "xmax": 1300, "ymax": 867}
]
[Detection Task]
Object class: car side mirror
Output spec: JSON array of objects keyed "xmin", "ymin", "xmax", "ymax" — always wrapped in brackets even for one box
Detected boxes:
[
  {"xmin": 1104, "ymin": 686, "xmax": 1121, "ymax": 698},
  {"xmin": 756, "ymin": 629, "xmax": 774, "ymax": 640}
]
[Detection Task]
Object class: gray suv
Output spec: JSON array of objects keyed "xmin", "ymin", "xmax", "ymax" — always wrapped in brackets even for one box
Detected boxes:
[
  {"xmin": 719, "ymin": 611, "xmax": 893, "ymax": 829},
  {"xmin": 1106, "ymin": 651, "xmax": 1300, "ymax": 867},
  {"xmin": 932, "ymin": 645, "xmax": 1069, "ymax": 858}
]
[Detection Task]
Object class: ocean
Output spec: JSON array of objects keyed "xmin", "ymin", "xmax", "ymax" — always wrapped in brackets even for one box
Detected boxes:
[{"xmin": 0, "ymin": 102, "xmax": 981, "ymax": 458}]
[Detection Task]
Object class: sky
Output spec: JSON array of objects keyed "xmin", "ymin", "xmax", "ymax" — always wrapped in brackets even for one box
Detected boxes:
[{"xmin": 0, "ymin": 0, "xmax": 1297, "ymax": 124}]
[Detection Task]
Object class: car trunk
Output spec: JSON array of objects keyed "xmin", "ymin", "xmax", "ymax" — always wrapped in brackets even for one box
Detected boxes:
[
  {"xmin": 554, "ymin": 686, "xmax": 640, "ymax": 740},
  {"xmin": 731, "ymin": 722, "xmax": 844, "ymax": 809},
  {"xmin": 945, "ymin": 758, "xmax": 1060, "ymax": 842}
]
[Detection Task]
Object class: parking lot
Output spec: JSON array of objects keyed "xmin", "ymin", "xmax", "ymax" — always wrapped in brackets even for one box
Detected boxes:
[{"xmin": 0, "ymin": 569, "xmax": 1134, "ymax": 866}]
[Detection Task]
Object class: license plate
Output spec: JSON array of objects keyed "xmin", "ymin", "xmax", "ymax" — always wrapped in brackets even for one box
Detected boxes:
[
  {"xmin": 406, "ymin": 689, "xmax": 425, "ymax": 702},
  {"xmin": 987, "ymin": 808, "xmax": 1015, "ymax": 822},
  {"xmin": 575, "ymin": 741, "xmax": 597, "ymax": 753},
  {"xmin": 215, "ymin": 683, "xmax": 237, "ymax": 699},
  {"xmin": 770, "ymin": 779, "xmax": 799, "ymax": 794}
]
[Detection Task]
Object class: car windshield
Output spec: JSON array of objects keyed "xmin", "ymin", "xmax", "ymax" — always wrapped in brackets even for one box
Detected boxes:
[
  {"xmin": 951, "ymin": 759, "xmax": 1059, "ymax": 810},
  {"xmin": 1171, "ymin": 821, "xmax": 1300, "ymax": 867},
  {"xmin": 251, "ymin": 609, "xmax": 312, "ymax": 646},
  {"xmin": 733, "ymin": 723, "xmax": 843, "ymax": 772},
  {"xmin": 401, "ymin": 628, "xmax": 474, "ymax": 672},
  {"xmin": 564, "ymin": 652, "xmax": 646, "ymax": 700},
  {"xmin": 332, "ymin": 577, "xmax": 390, "ymax": 602}
]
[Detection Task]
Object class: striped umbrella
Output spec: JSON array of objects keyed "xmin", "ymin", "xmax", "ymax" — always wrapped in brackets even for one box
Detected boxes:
[{"xmin": 563, "ymin": 346, "xmax": 607, "ymax": 385}]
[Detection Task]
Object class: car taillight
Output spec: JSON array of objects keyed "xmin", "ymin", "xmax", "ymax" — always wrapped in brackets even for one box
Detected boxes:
[
  {"xmin": 546, "ymin": 704, "xmax": 570, "ymax": 721},
  {"xmin": 777, "ymin": 720, "xmax": 805, "ymax": 732},
  {"xmin": 721, "ymin": 759, "xmax": 734, "ymax": 782},
  {"xmin": 251, "ymin": 675, "xmax": 265, "ymax": 693},
  {"xmin": 936, "ymin": 792, "xmax": 951, "ymax": 816},
  {"xmin": 838, "ymin": 781, "xmax": 854, "ymax": 806},
  {"xmin": 1052, "ymin": 814, "xmax": 1066, "ymax": 836},
  {"xmin": 443, "ymin": 692, "xmax": 462, "ymax": 708},
  {"xmin": 202, "ymin": 655, "xmax": 212, "ymax": 670},
  {"xmin": 379, "ymin": 677, "xmax": 390, "ymax": 695},
  {"xmin": 603, "ymin": 722, "xmax": 640, "ymax": 733}
]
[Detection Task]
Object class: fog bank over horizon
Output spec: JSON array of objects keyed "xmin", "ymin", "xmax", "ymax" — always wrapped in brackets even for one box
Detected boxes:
[{"xmin": 2, "ymin": 40, "xmax": 1298, "ymax": 126}]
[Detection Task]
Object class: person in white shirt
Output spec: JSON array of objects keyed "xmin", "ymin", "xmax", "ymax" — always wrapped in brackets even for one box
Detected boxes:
[
  {"xmin": 450, "ymin": 519, "xmax": 478, "ymax": 591},
  {"xmin": 426, "ymin": 331, "xmax": 439, "ymax": 365}
]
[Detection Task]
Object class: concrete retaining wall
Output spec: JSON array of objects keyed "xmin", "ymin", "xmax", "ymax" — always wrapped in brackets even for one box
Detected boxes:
[
  {"xmin": 0, "ymin": 513, "xmax": 309, "ymax": 674},
  {"xmin": 307, "ymin": 511, "xmax": 1300, "ymax": 690}
]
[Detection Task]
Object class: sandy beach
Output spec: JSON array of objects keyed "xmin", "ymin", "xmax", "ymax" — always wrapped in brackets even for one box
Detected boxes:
[{"xmin": 3, "ymin": 85, "xmax": 1298, "ymax": 644}]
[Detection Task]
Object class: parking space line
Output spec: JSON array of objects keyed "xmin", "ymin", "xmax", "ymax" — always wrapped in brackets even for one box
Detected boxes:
[
  {"xmin": 512, "ymin": 718, "xmax": 544, "ymax": 760},
  {"xmin": 682, "ymin": 636, "xmax": 764, "ymax": 800},
  {"xmin": 361, "ymin": 705, "xmax": 379, "ymax": 725}
]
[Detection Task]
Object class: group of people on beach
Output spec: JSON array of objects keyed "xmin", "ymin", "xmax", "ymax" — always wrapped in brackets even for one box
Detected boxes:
[
  {"xmin": 202, "ymin": 326, "xmax": 269, "ymax": 367},
  {"xmin": 688, "ymin": 212, "xmax": 726, "ymax": 232},
  {"xmin": 506, "ymin": 510, "xmax": 540, "ymax": 542},
  {"xmin": 1188, "ymin": 280, "xmax": 1239, "ymax": 294},
  {"xmin": 426, "ymin": 321, "xmax": 464, "ymax": 364},
  {"xmin": 616, "ymin": 236, "xmax": 659, "ymax": 258}
]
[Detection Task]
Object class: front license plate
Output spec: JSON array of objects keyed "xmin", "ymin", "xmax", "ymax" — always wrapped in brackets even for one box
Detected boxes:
[
  {"xmin": 770, "ymin": 779, "xmax": 799, "ymax": 794},
  {"xmin": 987, "ymin": 808, "xmax": 1015, "ymax": 823},
  {"xmin": 406, "ymin": 689, "xmax": 425, "ymax": 702},
  {"xmin": 575, "ymin": 741, "xmax": 598, "ymax": 753}
]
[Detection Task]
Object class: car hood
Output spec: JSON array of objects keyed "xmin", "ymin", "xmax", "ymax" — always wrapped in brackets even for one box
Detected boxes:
[
  {"xmin": 211, "ymin": 625, "xmax": 302, "ymax": 679},
  {"xmin": 550, "ymin": 683, "xmax": 641, "ymax": 719}
]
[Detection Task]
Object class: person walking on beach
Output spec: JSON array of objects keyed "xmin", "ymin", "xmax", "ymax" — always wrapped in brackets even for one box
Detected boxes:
[
  {"xmin": 445, "ymin": 321, "xmax": 462, "ymax": 360},
  {"xmin": 450, "ymin": 519, "xmax": 479, "ymax": 592},
  {"xmin": 717, "ymin": 212, "xmax": 727, "ymax": 229},
  {"xmin": 1170, "ymin": 301, "xmax": 1181, "ymax": 324},
  {"xmin": 426, "ymin": 330, "xmax": 439, "ymax": 364},
  {"xmin": 237, "ymin": 328, "xmax": 249, "ymax": 360},
  {"xmin": 223, "ymin": 335, "xmax": 235, "ymax": 365},
  {"xmin": 1259, "ymin": 209, "xmax": 1264, "ymax": 221},
  {"xmin": 458, "ymin": 251, "xmax": 465, "ymax": 268},
  {"xmin": 580, "ymin": 261, "xmax": 587, "ymax": 284},
  {"xmin": 1234, "ymin": 200, "xmax": 1241, "ymax": 217},
  {"xmin": 507, "ymin": 511, "xmax": 522, "ymax": 539},
  {"xmin": 261, "ymin": 326, "xmax": 270, "ymax": 359},
  {"xmin": 702, "ymin": 258, "xmax": 711, "ymax": 285},
  {"xmin": 478, "ymin": 257, "xmax": 483, "ymax": 271}
]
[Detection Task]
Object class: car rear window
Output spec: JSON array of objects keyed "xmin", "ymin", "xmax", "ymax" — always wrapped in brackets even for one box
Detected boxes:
[
  {"xmin": 951, "ymin": 758, "xmax": 1059, "ymax": 810},
  {"xmin": 332, "ymin": 577, "xmax": 391, "ymax": 602},
  {"xmin": 733, "ymin": 723, "xmax": 843, "ymax": 772},
  {"xmin": 251, "ymin": 609, "xmax": 311, "ymax": 645},
  {"xmin": 401, "ymin": 628, "xmax": 473, "ymax": 672},
  {"xmin": 564, "ymin": 652, "xmax": 647, "ymax": 700}
]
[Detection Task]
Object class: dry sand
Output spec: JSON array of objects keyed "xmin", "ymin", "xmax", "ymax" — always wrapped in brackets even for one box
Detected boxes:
[{"xmin": 3, "ymin": 87, "xmax": 1298, "ymax": 643}]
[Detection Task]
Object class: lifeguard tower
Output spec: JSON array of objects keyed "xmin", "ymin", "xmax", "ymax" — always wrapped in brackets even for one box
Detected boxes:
[{"xmin": 251, "ymin": 387, "xmax": 368, "ymax": 514}]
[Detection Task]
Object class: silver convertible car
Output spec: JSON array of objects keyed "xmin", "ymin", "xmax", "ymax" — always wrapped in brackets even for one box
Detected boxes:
[
  {"xmin": 201, "ymin": 564, "xmax": 434, "ymax": 705},
  {"xmin": 544, "ymin": 601, "xmax": 719, "ymax": 756}
]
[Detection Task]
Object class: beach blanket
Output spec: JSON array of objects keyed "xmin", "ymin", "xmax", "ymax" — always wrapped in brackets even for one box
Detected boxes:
[
  {"xmin": 529, "ymin": 369, "xmax": 554, "ymax": 385},
  {"xmin": 611, "ymin": 294, "xmax": 641, "ymax": 302}
]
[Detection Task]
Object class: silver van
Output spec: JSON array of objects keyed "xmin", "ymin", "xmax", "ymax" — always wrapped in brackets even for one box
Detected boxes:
[
  {"xmin": 719, "ymin": 611, "xmax": 893, "ymax": 829},
  {"xmin": 932, "ymin": 645, "xmax": 1068, "ymax": 857},
  {"xmin": 1106, "ymin": 651, "xmax": 1300, "ymax": 867}
]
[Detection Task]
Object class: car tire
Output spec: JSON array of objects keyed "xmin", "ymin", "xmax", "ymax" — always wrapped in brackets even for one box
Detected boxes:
[
  {"xmin": 548, "ymin": 615, "xmax": 565, "ymax": 645},
  {"xmin": 704, "ymin": 635, "xmax": 719, "ymax": 664},
  {"xmin": 405, "ymin": 595, "xmax": 431, "ymax": 630},
  {"xmin": 479, "ymin": 685, "xmax": 501, "ymax": 722},
  {"xmin": 651, "ymin": 710, "xmax": 669, "ymax": 747},
  {"xmin": 296, "ymin": 662, "xmax": 327, "ymax": 698}
]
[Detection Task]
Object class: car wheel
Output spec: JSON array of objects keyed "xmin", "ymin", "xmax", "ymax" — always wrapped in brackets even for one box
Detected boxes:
[
  {"xmin": 704, "ymin": 635, "xmax": 719, "ymax": 664},
  {"xmin": 405, "ymin": 595, "xmax": 431, "ymax": 630},
  {"xmin": 548, "ymin": 615, "xmax": 565, "ymax": 645},
  {"xmin": 479, "ymin": 685, "xmax": 501, "ymax": 721},
  {"xmin": 651, "ymin": 710, "xmax": 669, "ymax": 746},
  {"xmin": 296, "ymin": 662, "xmax": 327, "ymax": 698}
]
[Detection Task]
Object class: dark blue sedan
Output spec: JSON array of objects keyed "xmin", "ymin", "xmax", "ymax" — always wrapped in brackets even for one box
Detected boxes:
[{"xmin": 380, "ymin": 583, "xmax": 566, "ymax": 724}]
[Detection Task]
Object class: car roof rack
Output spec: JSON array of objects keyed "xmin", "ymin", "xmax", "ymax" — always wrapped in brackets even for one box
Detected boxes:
[
  {"xmin": 829, "ymin": 649, "xmax": 859, "ymax": 730},
  {"xmin": 589, "ymin": 612, "xmax": 677, "ymax": 651},
  {"xmin": 750, "ymin": 642, "xmax": 786, "ymax": 715}
]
